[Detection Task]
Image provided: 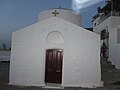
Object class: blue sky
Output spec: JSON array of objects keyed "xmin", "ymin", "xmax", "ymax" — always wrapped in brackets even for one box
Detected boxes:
[{"xmin": 0, "ymin": 0, "xmax": 105, "ymax": 47}]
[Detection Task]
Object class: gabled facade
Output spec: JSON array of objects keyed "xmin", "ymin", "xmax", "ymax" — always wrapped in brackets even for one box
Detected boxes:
[{"xmin": 9, "ymin": 9, "xmax": 103, "ymax": 88}]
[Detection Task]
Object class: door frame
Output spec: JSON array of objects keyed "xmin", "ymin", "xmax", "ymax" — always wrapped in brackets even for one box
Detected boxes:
[{"xmin": 44, "ymin": 49, "xmax": 63, "ymax": 84}]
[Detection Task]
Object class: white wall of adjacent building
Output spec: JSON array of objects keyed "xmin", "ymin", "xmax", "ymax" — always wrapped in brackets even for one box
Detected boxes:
[
  {"xmin": 109, "ymin": 26, "xmax": 120, "ymax": 69},
  {"xmin": 93, "ymin": 16, "xmax": 120, "ymax": 69}
]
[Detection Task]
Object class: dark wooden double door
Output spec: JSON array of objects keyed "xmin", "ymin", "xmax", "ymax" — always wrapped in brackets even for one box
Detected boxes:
[{"xmin": 45, "ymin": 49, "xmax": 63, "ymax": 84}]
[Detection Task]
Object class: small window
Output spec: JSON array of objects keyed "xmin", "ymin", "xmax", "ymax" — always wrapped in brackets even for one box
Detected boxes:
[
  {"xmin": 101, "ymin": 30, "xmax": 106, "ymax": 40},
  {"xmin": 117, "ymin": 28, "xmax": 120, "ymax": 43},
  {"xmin": 94, "ymin": 23, "xmax": 96, "ymax": 26}
]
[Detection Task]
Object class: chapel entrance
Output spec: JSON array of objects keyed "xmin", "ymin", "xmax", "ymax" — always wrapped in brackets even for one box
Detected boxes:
[{"xmin": 45, "ymin": 49, "xmax": 63, "ymax": 84}]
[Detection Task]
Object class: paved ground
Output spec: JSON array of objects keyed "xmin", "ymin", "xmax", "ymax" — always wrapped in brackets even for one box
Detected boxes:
[{"xmin": 0, "ymin": 62, "xmax": 120, "ymax": 90}]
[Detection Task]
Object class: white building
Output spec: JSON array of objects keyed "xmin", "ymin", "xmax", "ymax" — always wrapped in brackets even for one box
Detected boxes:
[
  {"xmin": 9, "ymin": 8, "xmax": 103, "ymax": 88},
  {"xmin": 93, "ymin": 11, "xmax": 120, "ymax": 69}
]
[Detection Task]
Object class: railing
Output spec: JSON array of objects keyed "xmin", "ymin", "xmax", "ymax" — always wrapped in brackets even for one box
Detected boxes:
[
  {"xmin": 98, "ymin": 11, "xmax": 120, "ymax": 24},
  {"xmin": 111, "ymin": 11, "xmax": 120, "ymax": 16}
]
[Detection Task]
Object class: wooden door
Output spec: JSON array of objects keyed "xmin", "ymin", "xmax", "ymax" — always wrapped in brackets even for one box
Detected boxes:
[{"xmin": 45, "ymin": 49, "xmax": 63, "ymax": 83}]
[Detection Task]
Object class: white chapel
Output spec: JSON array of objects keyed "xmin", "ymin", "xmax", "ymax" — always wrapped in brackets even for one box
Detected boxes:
[{"xmin": 9, "ymin": 8, "xmax": 103, "ymax": 88}]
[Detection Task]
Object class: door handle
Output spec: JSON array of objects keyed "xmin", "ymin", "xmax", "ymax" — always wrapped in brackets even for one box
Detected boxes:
[
  {"xmin": 56, "ymin": 70, "xmax": 60, "ymax": 72},
  {"xmin": 48, "ymin": 69, "xmax": 52, "ymax": 71}
]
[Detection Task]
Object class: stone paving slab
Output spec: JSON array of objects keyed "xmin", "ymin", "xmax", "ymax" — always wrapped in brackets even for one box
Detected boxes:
[{"xmin": 0, "ymin": 63, "xmax": 120, "ymax": 90}]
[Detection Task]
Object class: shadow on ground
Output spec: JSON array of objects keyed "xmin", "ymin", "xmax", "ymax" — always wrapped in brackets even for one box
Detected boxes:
[{"xmin": 0, "ymin": 62, "xmax": 120, "ymax": 90}]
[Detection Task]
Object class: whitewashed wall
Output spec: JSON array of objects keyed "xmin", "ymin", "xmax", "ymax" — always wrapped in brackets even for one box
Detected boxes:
[
  {"xmin": 9, "ymin": 17, "xmax": 103, "ymax": 87},
  {"xmin": 38, "ymin": 9, "xmax": 82, "ymax": 26},
  {"xmin": 93, "ymin": 17, "xmax": 111, "ymax": 34},
  {"xmin": 93, "ymin": 16, "xmax": 120, "ymax": 69},
  {"xmin": 109, "ymin": 26, "xmax": 120, "ymax": 69}
]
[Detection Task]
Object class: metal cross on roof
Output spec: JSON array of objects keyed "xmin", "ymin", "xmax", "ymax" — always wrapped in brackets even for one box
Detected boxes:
[{"xmin": 52, "ymin": 10, "xmax": 59, "ymax": 16}]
